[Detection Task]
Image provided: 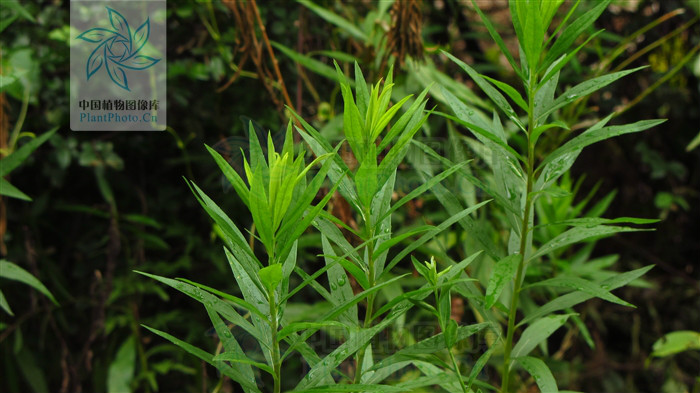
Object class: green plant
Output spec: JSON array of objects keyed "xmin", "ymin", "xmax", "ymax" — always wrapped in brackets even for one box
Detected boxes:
[
  {"xmin": 141, "ymin": 1, "xmax": 668, "ymax": 391},
  {"xmin": 427, "ymin": 0, "xmax": 663, "ymax": 390}
]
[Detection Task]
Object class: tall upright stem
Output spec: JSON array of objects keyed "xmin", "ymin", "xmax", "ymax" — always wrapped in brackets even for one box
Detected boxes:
[
  {"xmin": 354, "ymin": 207, "xmax": 376, "ymax": 384},
  {"xmin": 267, "ymin": 250, "xmax": 282, "ymax": 393},
  {"xmin": 501, "ymin": 70, "xmax": 537, "ymax": 393},
  {"xmin": 269, "ymin": 286, "xmax": 281, "ymax": 393}
]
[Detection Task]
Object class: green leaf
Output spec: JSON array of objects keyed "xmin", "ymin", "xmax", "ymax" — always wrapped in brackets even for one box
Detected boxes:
[
  {"xmin": 528, "ymin": 225, "xmax": 649, "ymax": 262},
  {"xmin": 186, "ymin": 180, "xmax": 263, "ymax": 284},
  {"xmin": 297, "ymin": 0, "xmax": 367, "ymax": 41},
  {"xmin": 520, "ymin": 265, "xmax": 654, "ymax": 326},
  {"xmin": 293, "ymin": 306, "xmax": 407, "ymax": 390},
  {"xmin": 443, "ymin": 51, "xmax": 525, "ymax": 131},
  {"xmin": 277, "ymin": 321, "xmax": 348, "ymax": 342},
  {"xmin": 511, "ymin": 314, "xmax": 571, "ymax": 359},
  {"xmin": 293, "ymin": 384, "xmax": 405, "ymax": 393},
  {"xmin": 107, "ymin": 336, "xmax": 136, "ymax": 393},
  {"xmin": 354, "ymin": 61, "xmax": 370, "ymax": 117},
  {"xmin": 369, "ymin": 323, "xmax": 490, "ymax": 372},
  {"xmin": 224, "ymin": 248, "xmax": 268, "ymax": 317},
  {"xmin": 484, "ymin": 254, "xmax": 521, "ymax": 309},
  {"xmin": 376, "ymin": 161, "xmax": 468, "ymax": 223},
  {"xmin": 481, "ymin": 74, "xmax": 528, "ymax": 112},
  {"xmin": 212, "ymin": 353, "xmax": 274, "ymax": 375},
  {"xmin": 527, "ymin": 276, "xmax": 634, "ymax": 307},
  {"xmin": 136, "ymin": 270, "xmax": 266, "ymax": 344},
  {"xmin": 176, "ymin": 278, "xmax": 269, "ymax": 321},
  {"xmin": 372, "ymin": 225, "xmax": 434, "ymax": 260},
  {"xmin": 516, "ymin": 356, "xmax": 558, "ymax": 393},
  {"xmin": 295, "ymin": 125, "xmax": 359, "ymax": 210},
  {"xmin": 380, "ymin": 200, "xmax": 491, "ymax": 280},
  {"xmin": 0, "ymin": 289, "xmax": 12, "ymax": 315},
  {"xmin": 378, "ymin": 85, "xmax": 429, "ymax": 151},
  {"xmin": 142, "ymin": 325, "xmax": 262, "ymax": 393},
  {"xmin": 469, "ymin": 0, "xmax": 522, "ymax": 77},
  {"xmin": 355, "ymin": 145, "xmax": 377, "ymax": 208},
  {"xmin": 204, "ymin": 304, "xmax": 257, "ymax": 390},
  {"xmin": 538, "ymin": 119, "xmax": 665, "ymax": 171},
  {"xmin": 466, "ymin": 339, "xmax": 498, "ymax": 390},
  {"xmin": 537, "ymin": 67, "xmax": 649, "ymax": 121},
  {"xmin": 650, "ymin": 331, "xmax": 700, "ymax": 358},
  {"xmin": 271, "ymin": 41, "xmax": 340, "ymax": 83},
  {"xmin": 0, "ymin": 260, "xmax": 58, "ymax": 305},
  {"xmin": 321, "ymin": 235, "xmax": 358, "ymax": 326},
  {"xmin": 249, "ymin": 168, "xmax": 273, "ymax": 250},
  {"xmin": 259, "ymin": 264, "xmax": 283, "ymax": 294},
  {"xmin": 535, "ymin": 216, "xmax": 659, "ymax": 229},
  {"xmin": 538, "ymin": 30, "xmax": 603, "ymax": 90},
  {"xmin": 205, "ymin": 144, "xmax": 249, "ymax": 207},
  {"xmin": 0, "ymin": 178, "xmax": 31, "ymax": 201},
  {"xmin": 0, "ymin": 128, "xmax": 57, "ymax": 176},
  {"xmin": 541, "ymin": 0, "xmax": 612, "ymax": 70},
  {"xmin": 444, "ymin": 319, "xmax": 459, "ymax": 348}
]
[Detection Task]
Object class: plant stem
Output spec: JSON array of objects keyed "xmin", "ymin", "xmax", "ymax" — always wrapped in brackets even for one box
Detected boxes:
[
  {"xmin": 354, "ymin": 207, "xmax": 376, "ymax": 384},
  {"xmin": 448, "ymin": 347, "xmax": 469, "ymax": 393},
  {"xmin": 269, "ymin": 285, "xmax": 281, "ymax": 393},
  {"xmin": 501, "ymin": 70, "xmax": 537, "ymax": 393}
]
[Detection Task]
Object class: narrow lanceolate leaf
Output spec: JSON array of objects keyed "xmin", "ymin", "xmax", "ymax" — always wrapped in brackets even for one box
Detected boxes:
[
  {"xmin": 511, "ymin": 314, "xmax": 571, "ymax": 359},
  {"xmin": 204, "ymin": 304, "xmax": 258, "ymax": 391},
  {"xmin": 271, "ymin": 42, "xmax": 339, "ymax": 83},
  {"xmin": 142, "ymin": 325, "xmax": 261, "ymax": 393},
  {"xmin": 295, "ymin": 123, "xmax": 359, "ymax": 210},
  {"xmin": 372, "ymin": 225, "xmax": 434, "ymax": 259},
  {"xmin": 536, "ymin": 216, "xmax": 659, "ymax": 228},
  {"xmin": 520, "ymin": 265, "xmax": 654, "ymax": 326},
  {"xmin": 538, "ymin": 119, "xmax": 666, "ymax": 171},
  {"xmin": 277, "ymin": 321, "xmax": 348, "ymax": 342},
  {"xmin": 528, "ymin": 225, "xmax": 649, "ymax": 262},
  {"xmin": 297, "ymin": 0, "xmax": 367, "ymax": 41},
  {"xmin": 541, "ymin": 0, "xmax": 612, "ymax": 70},
  {"xmin": 321, "ymin": 235, "xmax": 358, "ymax": 326},
  {"xmin": 443, "ymin": 51, "xmax": 525, "ymax": 131},
  {"xmin": 294, "ymin": 306, "xmax": 408, "ymax": 390},
  {"xmin": 205, "ymin": 144, "xmax": 249, "ymax": 207},
  {"xmin": 293, "ymin": 384, "xmax": 405, "ymax": 393},
  {"xmin": 526, "ymin": 276, "xmax": 634, "ymax": 307},
  {"xmin": 469, "ymin": 0, "xmax": 522, "ymax": 77},
  {"xmin": 0, "ymin": 260, "xmax": 58, "ymax": 305},
  {"xmin": 380, "ymin": 200, "xmax": 491, "ymax": 279},
  {"xmin": 537, "ymin": 67, "xmax": 648, "ymax": 121},
  {"xmin": 212, "ymin": 353, "xmax": 274, "ymax": 375},
  {"xmin": 176, "ymin": 278, "xmax": 268, "ymax": 321},
  {"xmin": 135, "ymin": 270, "xmax": 266, "ymax": 344},
  {"xmin": 0, "ymin": 128, "xmax": 57, "ymax": 176},
  {"xmin": 376, "ymin": 161, "xmax": 468, "ymax": 223},
  {"xmin": 516, "ymin": 356, "xmax": 558, "ymax": 393},
  {"xmin": 0, "ymin": 178, "xmax": 31, "ymax": 201},
  {"xmin": 466, "ymin": 339, "xmax": 498, "ymax": 390},
  {"xmin": 651, "ymin": 331, "xmax": 700, "ymax": 358},
  {"xmin": 484, "ymin": 254, "xmax": 521, "ymax": 309},
  {"xmin": 369, "ymin": 323, "xmax": 490, "ymax": 372}
]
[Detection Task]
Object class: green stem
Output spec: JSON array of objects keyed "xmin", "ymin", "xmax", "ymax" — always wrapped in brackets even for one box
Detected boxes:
[
  {"xmin": 448, "ymin": 347, "xmax": 469, "ymax": 393},
  {"xmin": 354, "ymin": 206, "xmax": 376, "ymax": 384},
  {"xmin": 269, "ymin": 285, "xmax": 281, "ymax": 393},
  {"xmin": 501, "ymin": 69, "xmax": 537, "ymax": 393}
]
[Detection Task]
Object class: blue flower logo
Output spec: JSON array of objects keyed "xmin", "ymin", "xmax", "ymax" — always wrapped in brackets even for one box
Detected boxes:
[{"xmin": 76, "ymin": 7, "xmax": 160, "ymax": 91}]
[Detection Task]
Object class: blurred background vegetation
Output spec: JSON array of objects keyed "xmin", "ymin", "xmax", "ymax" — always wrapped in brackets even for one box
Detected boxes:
[{"xmin": 1, "ymin": 0, "xmax": 698, "ymax": 392}]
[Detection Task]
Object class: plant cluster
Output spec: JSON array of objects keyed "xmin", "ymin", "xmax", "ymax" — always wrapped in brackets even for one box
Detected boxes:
[{"xmin": 142, "ymin": 1, "xmax": 667, "ymax": 392}]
